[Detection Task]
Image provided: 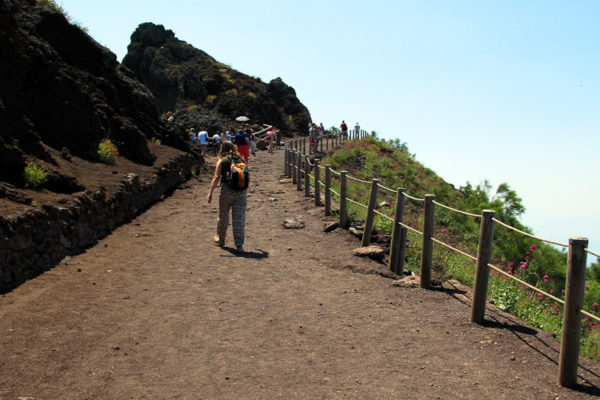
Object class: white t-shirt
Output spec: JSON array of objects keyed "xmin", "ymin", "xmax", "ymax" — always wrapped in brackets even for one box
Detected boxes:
[
  {"xmin": 213, "ymin": 134, "xmax": 221, "ymax": 143},
  {"xmin": 198, "ymin": 131, "xmax": 209, "ymax": 145}
]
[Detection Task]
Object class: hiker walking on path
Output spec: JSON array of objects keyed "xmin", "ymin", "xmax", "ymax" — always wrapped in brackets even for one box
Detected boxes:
[
  {"xmin": 267, "ymin": 126, "xmax": 275, "ymax": 154},
  {"xmin": 340, "ymin": 120, "xmax": 348, "ymax": 139},
  {"xmin": 234, "ymin": 128, "xmax": 250, "ymax": 163},
  {"xmin": 207, "ymin": 141, "xmax": 248, "ymax": 252},
  {"xmin": 189, "ymin": 128, "xmax": 197, "ymax": 146},
  {"xmin": 198, "ymin": 128, "xmax": 209, "ymax": 156},
  {"xmin": 275, "ymin": 127, "xmax": 282, "ymax": 149},
  {"xmin": 212, "ymin": 131, "xmax": 221, "ymax": 156}
]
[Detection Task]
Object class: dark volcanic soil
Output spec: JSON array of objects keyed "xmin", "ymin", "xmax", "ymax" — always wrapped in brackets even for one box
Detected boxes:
[
  {"xmin": 0, "ymin": 142, "xmax": 190, "ymax": 216},
  {"xmin": 1, "ymin": 148, "xmax": 600, "ymax": 399}
]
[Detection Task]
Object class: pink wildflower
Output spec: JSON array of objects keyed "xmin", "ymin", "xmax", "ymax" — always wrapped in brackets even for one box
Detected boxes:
[
  {"xmin": 537, "ymin": 293, "xmax": 544, "ymax": 299},
  {"xmin": 549, "ymin": 289, "xmax": 555, "ymax": 294},
  {"xmin": 594, "ymin": 303, "xmax": 599, "ymax": 309},
  {"xmin": 520, "ymin": 262, "xmax": 528, "ymax": 269},
  {"xmin": 585, "ymin": 285, "xmax": 590, "ymax": 290},
  {"xmin": 508, "ymin": 262, "xmax": 514, "ymax": 268},
  {"xmin": 543, "ymin": 275, "xmax": 549, "ymax": 282},
  {"xmin": 561, "ymin": 289, "xmax": 566, "ymax": 295},
  {"xmin": 530, "ymin": 244, "xmax": 537, "ymax": 251},
  {"xmin": 584, "ymin": 316, "xmax": 589, "ymax": 322}
]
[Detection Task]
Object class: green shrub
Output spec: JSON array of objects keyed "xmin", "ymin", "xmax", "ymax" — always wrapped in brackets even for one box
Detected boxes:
[
  {"xmin": 24, "ymin": 161, "xmax": 47, "ymax": 189},
  {"xmin": 97, "ymin": 139, "xmax": 118, "ymax": 164}
]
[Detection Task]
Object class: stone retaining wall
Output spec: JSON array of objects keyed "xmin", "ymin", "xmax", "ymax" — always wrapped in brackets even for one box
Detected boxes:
[{"xmin": 0, "ymin": 154, "xmax": 198, "ymax": 292}]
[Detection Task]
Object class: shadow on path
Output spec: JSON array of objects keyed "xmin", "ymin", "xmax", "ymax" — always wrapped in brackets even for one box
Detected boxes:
[{"xmin": 219, "ymin": 247, "xmax": 270, "ymax": 259}]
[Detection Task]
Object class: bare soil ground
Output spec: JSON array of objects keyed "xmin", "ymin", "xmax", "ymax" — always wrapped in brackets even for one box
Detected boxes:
[{"xmin": 1, "ymin": 147, "xmax": 600, "ymax": 399}]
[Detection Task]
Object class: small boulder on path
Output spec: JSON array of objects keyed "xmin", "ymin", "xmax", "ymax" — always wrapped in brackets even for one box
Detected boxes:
[
  {"xmin": 392, "ymin": 275, "xmax": 420, "ymax": 288},
  {"xmin": 352, "ymin": 245, "xmax": 385, "ymax": 262},
  {"xmin": 283, "ymin": 217, "xmax": 305, "ymax": 229}
]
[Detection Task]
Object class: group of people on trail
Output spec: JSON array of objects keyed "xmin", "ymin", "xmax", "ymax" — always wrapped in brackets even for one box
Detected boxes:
[
  {"xmin": 308, "ymin": 122, "xmax": 325, "ymax": 155},
  {"xmin": 205, "ymin": 117, "xmax": 363, "ymax": 257},
  {"xmin": 191, "ymin": 124, "xmax": 282, "ymax": 160}
]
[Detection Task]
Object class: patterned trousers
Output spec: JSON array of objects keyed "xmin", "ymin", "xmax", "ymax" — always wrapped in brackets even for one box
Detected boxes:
[{"xmin": 217, "ymin": 185, "xmax": 247, "ymax": 247}]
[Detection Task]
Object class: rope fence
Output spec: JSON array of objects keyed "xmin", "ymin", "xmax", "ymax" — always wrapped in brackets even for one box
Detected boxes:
[
  {"xmin": 398, "ymin": 221, "xmax": 423, "ymax": 236},
  {"xmin": 492, "ymin": 218, "xmax": 569, "ymax": 248},
  {"xmin": 282, "ymin": 130, "xmax": 599, "ymax": 387},
  {"xmin": 585, "ymin": 248, "xmax": 600, "ymax": 259},
  {"xmin": 432, "ymin": 237, "xmax": 477, "ymax": 262},
  {"xmin": 433, "ymin": 200, "xmax": 481, "ymax": 218},
  {"xmin": 377, "ymin": 183, "xmax": 397, "ymax": 194},
  {"xmin": 347, "ymin": 197, "xmax": 368, "ymax": 209},
  {"xmin": 404, "ymin": 193, "xmax": 425, "ymax": 202},
  {"xmin": 347, "ymin": 175, "xmax": 371, "ymax": 185}
]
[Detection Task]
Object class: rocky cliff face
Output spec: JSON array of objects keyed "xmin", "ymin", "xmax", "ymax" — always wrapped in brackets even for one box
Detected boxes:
[
  {"xmin": 123, "ymin": 23, "xmax": 311, "ymax": 135},
  {"xmin": 0, "ymin": 0, "xmax": 188, "ymax": 189}
]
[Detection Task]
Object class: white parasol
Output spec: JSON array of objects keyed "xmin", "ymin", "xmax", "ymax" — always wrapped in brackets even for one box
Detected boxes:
[{"xmin": 235, "ymin": 116, "xmax": 250, "ymax": 122}]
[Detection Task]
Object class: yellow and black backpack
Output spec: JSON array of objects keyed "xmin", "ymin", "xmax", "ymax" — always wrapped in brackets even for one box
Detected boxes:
[{"xmin": 222, "ymin": 155, "xmax": 249, "ymax": 190}]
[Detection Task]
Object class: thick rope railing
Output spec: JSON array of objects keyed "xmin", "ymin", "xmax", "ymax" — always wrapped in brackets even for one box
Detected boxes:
[
  {"xmin": 398, "ymin": 221, "xmax": 423, "ymax": 236},
  {"xmin": 404, "ymin": 193, "xmax": 425, "ymax": 202},
  {"xmin": 431, "ymin": 237, "xmax": 477, "ymax": 262},
  {"xmin": 585, "ymin": 248, "xmax": 600, "ymax": 259},
  {"xmin": 377, "ymin": 183, "xmax": 397, "ymax": 194},
  {"xmin": 347, "ymin": 175, "xmax": 371, "ymax": 185},
  {"xmin": 487, "ymin": 263, "xmax": 565, "ymax": 305},
  {"xmin": 582, "ymin": 309, "xmax": 600, "ymax": 323},
  {"xmin": 329, "ymin": 168, "xmax": 341, "ymax": 177},
  {"xmin": 492, "ymin": 218, "xmax": 569, "ymax": 248},
  {"xmin": 433, "ymin": 200, "xmax": 481, "ymax": 218},
  {"xmin": 373, "ymin": 209, "xmax": 392, "ymax": 220},
  {"xmin": 347, "ymin": 197, "xmax": 368, "ymax": 209}
]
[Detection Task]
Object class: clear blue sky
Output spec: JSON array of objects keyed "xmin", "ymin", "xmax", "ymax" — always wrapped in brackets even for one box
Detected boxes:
[{"xmin": 58, "ymin": 0, "xmax": 600, "ymax": 257}]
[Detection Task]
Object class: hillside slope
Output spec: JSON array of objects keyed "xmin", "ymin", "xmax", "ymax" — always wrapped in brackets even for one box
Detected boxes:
[
  {"xmin": 0, "ymin": 0, "xmax": 191, "ymax": 190},
  {"xmin": 123, "ymin": 23, "xmax": 312, "ymax": 135}
]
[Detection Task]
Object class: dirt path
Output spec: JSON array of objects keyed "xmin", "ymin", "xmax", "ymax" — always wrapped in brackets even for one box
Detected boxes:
[{"xmin": 1, "ymin": 148, "xmax": 600, "ymax": 399}]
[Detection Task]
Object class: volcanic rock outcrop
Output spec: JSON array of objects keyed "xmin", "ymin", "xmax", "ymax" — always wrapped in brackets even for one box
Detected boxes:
[
  {"xmin": 123, "ymin": 23, "xmax": 311, "ymax": 134},
  {"xmin": 0, "ymin": 0, "xmax": 188, "ymax": 189}
]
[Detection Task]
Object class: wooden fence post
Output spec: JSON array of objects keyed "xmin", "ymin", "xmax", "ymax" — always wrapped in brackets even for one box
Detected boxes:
[
  {"xmin": 291, "ymin": 150, "xmax": 297, "ymax": 184},
  {"xmin": 340, "ymin": 171, "xmax": 349, "ymax": 229},
  {"xmin": 471, "ymin": 210, "xmax": 496, "ymax": 323},
  {"xmin": 314, "ymin": 159, "xmax": 321, "ymax": 206},
  {"xmin": 324, "ymin": 165, "xmax": 331, "ymax": 216},
  {"xmin": 389, "ymin": 188, "xmax": 406, "ymax": 274},
  {"xmin": 303, "ymin": 137, "xmax": 306, "ymax": 155},
  {"xmin": 558, "ymin": 237, "xmax": 589, "ymax": 387},
  {"xmin": 304, "ymin": 156, "xmax": 311, "ymax": 197},
  {"xmin": 296, "ymin": 151, "xmax": 302, "ymax": 191},
  {"xmin": 361, "ymin": 179, "xmax": 379, "ymax": 247},
  {"xmin": 284, "ymin": 148, "xmax": 289, "ymax": 177},
  {"xmin": 420, "ymin": 194, "xmax": 436, "ymax": 289}
]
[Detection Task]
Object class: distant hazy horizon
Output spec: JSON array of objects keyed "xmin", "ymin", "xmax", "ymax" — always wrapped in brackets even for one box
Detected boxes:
[{"xmin": 56, "ymin": 0, "xmax": 600, "ymax": 259}]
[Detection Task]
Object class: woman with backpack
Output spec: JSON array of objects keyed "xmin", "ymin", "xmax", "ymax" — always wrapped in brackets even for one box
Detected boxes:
[{"xmin": 207, "ymin": 141, "xmax": 248, "ymax": 252}]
